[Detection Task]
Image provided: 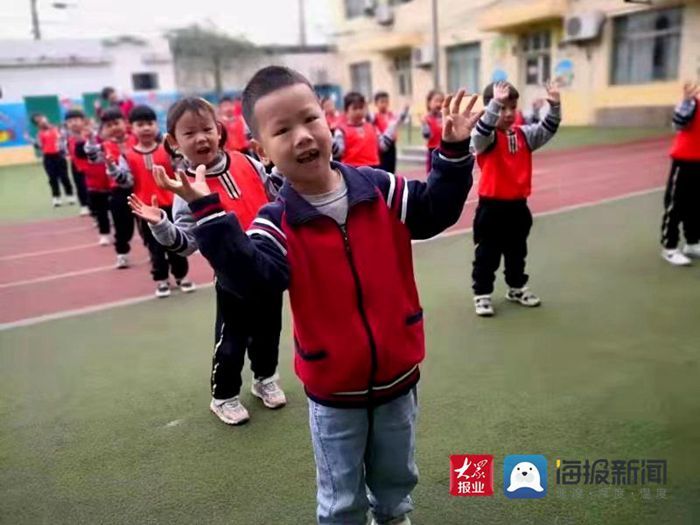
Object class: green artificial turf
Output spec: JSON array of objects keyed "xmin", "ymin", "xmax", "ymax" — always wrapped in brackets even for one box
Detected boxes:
[{"xmin": 1, "ymin": 191, "xmax": 699, "ymax": 524}]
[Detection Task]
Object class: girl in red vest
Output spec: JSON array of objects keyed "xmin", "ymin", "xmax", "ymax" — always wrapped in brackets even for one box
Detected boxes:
[
  {"xmin": 332, "ymin": 92, "xmax": 399, "ymax": 169},
  {"xmin": 30, "ymin": 113, "xmax": 75, "ymax": 207},
  {"xmin": 421, "ymin": 89, "xmax": 445, "ymax": 173},
  {"xmin": 371, "ymin": 91, "xmax": 409, "ymax": 174},
  {"xmin": 660, "ymin": 82, "xmax": 700, "ymax": 266},
  {"xmin": 219, "ymin": 96, "xmax": 251, "ymax": 156},
  {"xmin": 128, "ymin": 97, "xmax": 286, "ymax": 426}
]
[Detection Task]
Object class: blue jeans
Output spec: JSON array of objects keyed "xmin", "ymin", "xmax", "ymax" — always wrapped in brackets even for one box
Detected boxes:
[{"xmin": 308, "ymin": 388, "xmax": 419, "ymax": 525}]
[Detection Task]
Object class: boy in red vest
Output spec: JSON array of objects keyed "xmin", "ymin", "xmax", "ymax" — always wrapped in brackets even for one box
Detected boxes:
[
  {"xmin": 219, "ymin": 96, "xmax": 251, "ymax": 156},
  {"xmin": 470, "ymin": 80, "xmax": 561, "ymax": 317},
  {"xmin": 30, "ymin": 113, "xmax": 75, "ymax": 207},
  {"xmin": 421, "ymin": 90, "xmax": 445, "ymax": 173},
  {"xmin": 333, "ymin": 92, "xmax": 401, "ymax": 168},
  {"xmin": 115, "ymin": 105, "xmax": 195, "ymax": 296},
  {"xmin": 371, "ymin": 91, "xmax": 409, "ymax": 174},
  {"xmin": 660, "ymin": 81, "xmax": 700, "ymax": 266},
  {"xmin": 159, "ymin": 66, "xmax": 479, "ymax": 525}
]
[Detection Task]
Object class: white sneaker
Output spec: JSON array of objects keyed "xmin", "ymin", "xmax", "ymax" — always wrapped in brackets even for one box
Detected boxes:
[
  {"xmin": 251, "ymin": 374, "xmax": 287, "ymax": 409},
  {"xmin": 682, "ymin": 243, "xmax": 700, "ymax": 258},
  {"xmin": 98, "ymin": 235, "xmax": 111, "ymax": 246},
  {"xmin": 506, "ymin": 287, "xmax": 541, "ymax": 307},
  {"xmin": 155, "ymin": 281, "xmax": 171, "ymax": 298},
  {"xmin": 79, "ymin": 206, "xmax": 90, "ymax": 216},
  {"xmin": 115, "ymin": 254, "xmax": 129, "ymax": 269},
  {"xmin": 661, "ymin": 248, "xmax": 692, "ymax": 266},
  {"xmin": 66, "ymin": 195, "xmax": 77, "ymax": 205},
  {"xmin": 371, "ymin": 517, "xmax": 411, "ymax": 525},
  {"xmin": 210, "ymin": 397, "xmax": 250, "ymax": 425},
  {"xmin": 177, "ymin": 279, "xmax": 196, "ymax": 293},
  {"xmin": 474, "ymin": 295, "xmax": 494, "ymax": 317},
  {"xmin": 52, "ymin": 197, "xmax": 62, "ymax": 207}
]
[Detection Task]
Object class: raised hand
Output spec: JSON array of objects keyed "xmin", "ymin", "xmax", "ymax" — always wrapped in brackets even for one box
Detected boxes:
[
  {"xmin": 493, "ymin": 81, "xmax": 511, "ymax": 104},
  {"xmin": 153, "ymin": 164, "xmax": 211, "ymax": 203},
  {"xmin": 128, "ymin": 194, "xmax": 163, "ymax": 224},
  {"xmin": 545, "ymin": 79, "xmax": 560, "ymax": 104},
  {"xmin": 682, "ymin": 82, "xmax": 700, "ymax": 101},
  {"xmin": 442, "ymin": 89, "xmax": 484, "ymax": 143}
]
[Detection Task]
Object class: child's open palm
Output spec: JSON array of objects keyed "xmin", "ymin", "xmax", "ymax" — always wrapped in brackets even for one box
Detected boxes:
[
  {"xmin": 442, "ymin": 89, "xmax": 483, "ymax": 143},
  {"xmin": 493, "ymin": 81, "xmax": 511, "ymax": 104},
  {"xmin": 545, "ymin": 79, "xmax": 561, "ymax": 104},
  {"xmin": 682, "ymin": 82, "xmax": 700, "ymax": 101},
  {"xmin": 153, "ymin": 164, "xmax": 211, "ymax": 203},
  {"xmin": 128, "ymin": 194, "xmax": 163, "ymax": 224}
]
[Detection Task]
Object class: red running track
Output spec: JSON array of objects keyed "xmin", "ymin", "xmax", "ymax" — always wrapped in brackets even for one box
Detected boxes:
[{"xmin": 0, "ymin": 137, "xmax": 671, "ymax": 326}]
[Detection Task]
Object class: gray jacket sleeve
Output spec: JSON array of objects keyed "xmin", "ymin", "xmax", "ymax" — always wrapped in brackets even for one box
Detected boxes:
[
  {"xmin": 148, "ymin": 195, "xmax": 198, "ymax": 256},
  {"xmin": 672, "ymin": 98, "xmax": 697, "ymax": 131},
  {"xmin": 247, "ymin": 156, "xmax": 281, "ymax": 200},
  {"xmin": 110, "ymin": 155, "xmax": 134, "ymax": 188},
  {"xmin": 470, "ymin": 99, "xmax": 502, "ymax": 154},
  {"xmin": 519, "ymin": 102, "xmax": 561, "ymax": 151}
]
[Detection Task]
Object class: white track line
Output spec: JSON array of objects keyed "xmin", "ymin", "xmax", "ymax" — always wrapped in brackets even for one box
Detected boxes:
[
  {"xmin": 0, "ymin": 282, "xmax": 215, "ymax": 330},
  {"xmin": 0, "ymin": 187, "xmax": 664, "ymax": 331},
  {"xmin": 0, "ymin": 242, "xmax": 102, "ymax": 262},
  {"xmin": 0, "ymin": 258, "xmax": 148, "ymax": 290}
]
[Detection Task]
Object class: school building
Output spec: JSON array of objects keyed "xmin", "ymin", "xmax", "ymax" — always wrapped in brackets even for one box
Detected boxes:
[{"xmin": 332, "ymin": 0, "xmax": 700, "ymax": 125}]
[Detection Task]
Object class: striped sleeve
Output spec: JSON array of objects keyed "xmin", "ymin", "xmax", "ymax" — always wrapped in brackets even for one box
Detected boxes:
[
  {"xmin": 672, "ymin": 98, "xmax": 697, "ymax": 131},
  {"xmin": 248, "ymin": 215, "xmax": 288, "ymax": 256},
  {"xmin": 470, "ymin": 99, "xmax": 501, "ymax": 154},
  {"xmin": 520, "ymin": 102, "xmax": 561, "ymax": 151}
]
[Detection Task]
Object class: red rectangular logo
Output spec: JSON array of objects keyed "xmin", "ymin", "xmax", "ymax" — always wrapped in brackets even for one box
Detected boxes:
[{"xmin": 450, "ymin": 454, "xmax": 494, "ymax": 496}]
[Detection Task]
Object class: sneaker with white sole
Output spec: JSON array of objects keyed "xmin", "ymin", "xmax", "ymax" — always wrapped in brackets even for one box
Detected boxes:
[
  {"xmin": 371, "ymin": 516, "xmax": 411, "ymax": 525},
  {"xmin": 474, "ymin": 295, "xmax": 494, "ymax": 317},
  {"xmin": 177, "ymin": 279, "xmax": 196, "ymax": 293},
  {"xmin": 66, "ymin": 195, "xmax": 77, "ymax": 205},
  {"xmin": 79, "ymin": 206, "xmax": 90, "ymax": 216},
  {"xmin": 52, "ymin": 197, "xmax": 62, "ymax": 207},
  {"xmin": 210, "ymin": 397, "xmax": 250, "ymax": 425},
  {"xmin": 682, "ymin": 243, "xmax": 700, "ymax": 258},
  {"xmin": 115, "ymin": 254, "xmax": 129, "ymax": 269},
  {"xmin": 506, "ymin": 287, "xmax": 541, "ymax": 307},
  {"xmin": 155, "ymin": 281, "xmax": 171, "ymax": 298},
  {"xmin": 98, "ymin": 234, "xmax": 111, "ymax": 246},
  {"xmin": 251, "ymin": 375, "xmax": 287, "ymax": 409},
  {"xmin": 661, "ymin": 248, "xmax": 692, "ymax": 266}
]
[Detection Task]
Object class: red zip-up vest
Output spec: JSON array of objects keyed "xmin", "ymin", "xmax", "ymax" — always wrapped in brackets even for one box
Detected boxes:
[
  {"xmin": 124, "ymin": 143, "xmax": 175, "ymax": 206},
  {"xmin": 425, "ymin": 114, "xmax": 442, "ymax": 149},
  {"xmin": 477, "ymin": 127, "xmax": 533, "ymax": 200},
  {"xmin": 187, "ymin": 152, "xmax": 268, "ymax": 229},
  {"xmin": 338, "ymin": 121, "xmax": 380, "ymax": 167},
  {"xmin": 37, "ymin": 127, "xmax": 61, "ymax": 154},
  {"xmin": 670, "ymin": 99, "xmax": 700, "ymax": 161}
]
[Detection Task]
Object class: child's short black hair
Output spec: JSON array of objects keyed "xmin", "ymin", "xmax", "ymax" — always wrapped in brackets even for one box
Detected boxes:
[
  {"xmin": 101, "ymin": 86, "xmax": 115, "ymax": 100},
  {"xmin": 128, "ymin": 104, "xmax": 157, "ymax": 123},
  {"xmin": 100, "ymin": 107, "xmax": 125, "ymax": 124},
  {"xmin": 482, "ymin": 82, "xmax": 520, "ymax": 106},
  {"xmin": 64, "ymin": 109, "xmax": 85, "ymax": 120},
  {"xmin": 344, "ymin": 92, "xmax": 366, "ymax": 112},
  {"xmin": 242, "ymin": 66, "xmax": 314, "ymax": 137},
  {"xmin": 374, "ymin": 91, "xmax": 389, "ymax": 103},
  {"xmin": 164, "ymin": 97, "xmax": 227, "ymax": 156}
]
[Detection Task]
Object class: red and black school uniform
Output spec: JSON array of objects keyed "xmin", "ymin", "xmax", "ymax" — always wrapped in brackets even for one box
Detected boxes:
[
  {"xmin": 336, "ymin": 119, "xmax": 381, "ymax": 168},
  {"xmin": 71, "ymin": 134, "xmax": 112, "ymax": 234},
  {"xmin": 374, "ymin": 110, "xmax": 398, "ymax": 174},
  {"xmin": 36, "ymin": 127, "xmax": 74, "ymax": 199},
  {"xmin": 422, "ymin": 114, "xmax": 442, "ymax": 173},
  {"xmin": 103, "ymin": 136, "xmax": 137, "ymax": 255},
  {"xmin": 661, "ymin": 96, "xmax": 700, "ymax": 249},
  {"xmin": 188, "ymin": 152, "xmax": 283, "ymax": 400},
  {"xmin": 124, "ymin": 142, "xmax": 189, "ymax": 282}
]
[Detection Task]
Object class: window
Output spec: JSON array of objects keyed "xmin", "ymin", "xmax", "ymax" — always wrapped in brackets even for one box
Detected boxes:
[
  {"xmin": 393, "ymin": 54, "xmax": 412, "ymax": 96},
  {"xmin": 350, "ymin": 62, "xmax": 372, "ymax": 100},
  {"xmin": 344, "ymin": 0, "xmax": 364, "ymax": 19},
  {"xmin": 132, "ymin": 72, "xmax": 159, "ymax": 91},
  {"xmin": 611, "ymin": 7, "xmax": 682, "ymax": 85},
  {"xmin": 389, "ymin": 0, "xmax": 413, "ymax": 5},
  {"xmin": 447, "ymin": 43, "xmax": 481, "ymax": 94},
  {"xmin": 519, "ymin": 30, "xmax": 551, "ymax": 86}
]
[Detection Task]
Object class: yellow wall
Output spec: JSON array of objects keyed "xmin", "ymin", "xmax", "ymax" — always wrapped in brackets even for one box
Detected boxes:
[
  {"xmin": 333, "ymin": 0, "xmax": 700, "ymax": 125},
  {"xmin": 0, "ymin": 147, "xmax": 38, "ymax": 167}
]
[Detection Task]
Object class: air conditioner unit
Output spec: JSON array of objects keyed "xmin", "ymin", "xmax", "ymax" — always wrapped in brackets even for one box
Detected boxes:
[
  {"xmin": 412, "ymin": 45, "xmax": 433, "ymax": 68},
  {"xmin": 375, "ymin": 4, "xmax": 394, "ymax": 26},
  {"xmin": 562, "ymin": 11, "xmax": 606, "ymax": 43},
  {"xmin": 363, "ymin": 0, "xmax": 377, "ymax": 16}
]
